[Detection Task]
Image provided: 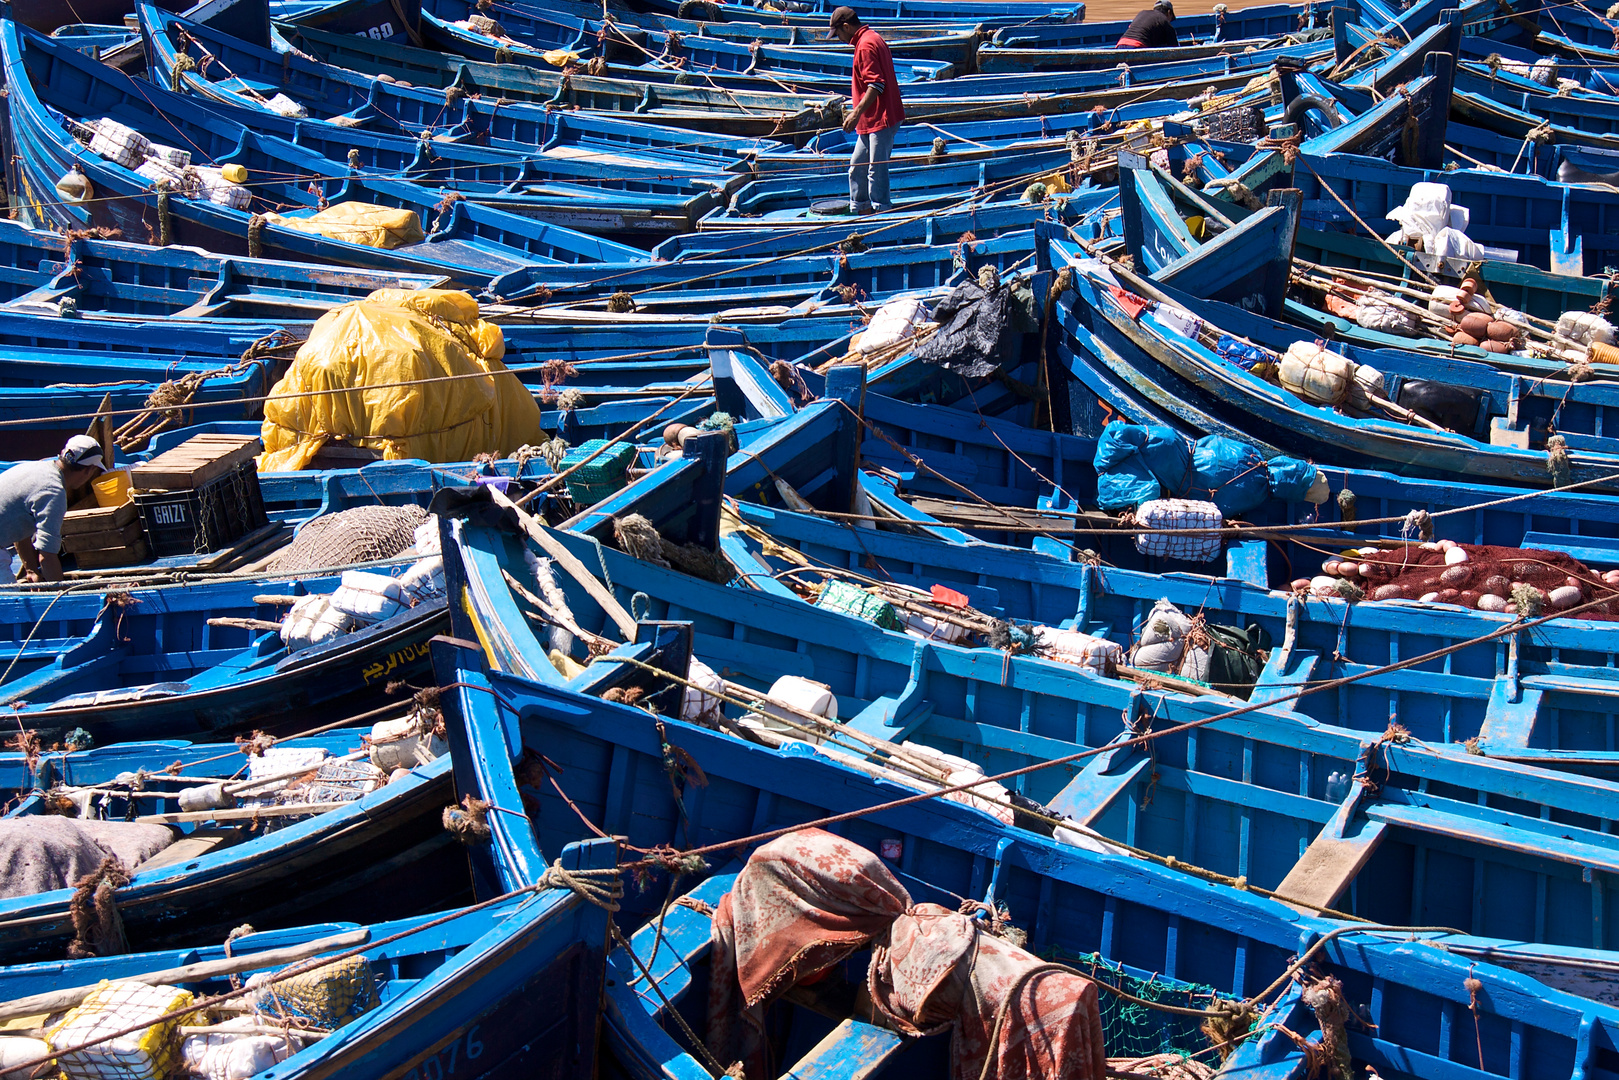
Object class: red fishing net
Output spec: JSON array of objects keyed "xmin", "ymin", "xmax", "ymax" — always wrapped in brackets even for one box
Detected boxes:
[{"xmin": 1312, "ymin": 543, "xmax": 1619, "ymax": 620}]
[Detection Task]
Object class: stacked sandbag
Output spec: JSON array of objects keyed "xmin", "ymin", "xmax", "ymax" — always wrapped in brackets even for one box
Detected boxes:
[
  {"xmin": 87, "ymin": 118, "xmax": 150, "ymax": 168},
  {"xmin": 854, "ymin": 296, "xmax": 931, "ymax": 354},
  {"xmin": 1133, "ymin": 499, "xmax": 1224, "ymax": 563},
  {"xmin": 1030, "ymin": 626, "xmax": 1123, "ymax": 675},
  {"xmin": 278, "ymin": 516, "xmax": 447, "ymax": 653},
  {"xmin": 1126, "ymin": 599, "xmax": 1271, "ymax": 696},
  {"xmin": 46, "ymin": 982, "xmax": 195, "ymax": 1080},
  {"xmin": 1278, "ymin": 341, "xmax": 1386, "ymax": 409}
]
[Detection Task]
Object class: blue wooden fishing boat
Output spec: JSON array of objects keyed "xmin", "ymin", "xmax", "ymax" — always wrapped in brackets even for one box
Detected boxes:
[
  {"xmin": 143, "ymin": 6, "xmax": 788, "ymax": 163},
  {"xmin": 46, "ymin": 21, "xmax": 136, "ymax": 53},
  {"xmin": 411, "ymin": 0, "xmax": 955, "ymax": 87},
  {"xmin": 436, "ymin": 639, "xmax": 1619, "ymax": 1073},
  {"xmin": 1045, "ymin": 233, "xmax": 1619, "ymax": 491},
  {"xmin": 0, "ymin": 216, "xmax": 447, "ymax": 322},
  {"xmin": 271, "ymin": 20, "xmax": 828, "ymax": 138},
  {"xmin": 4, "ymin": 22, "xmax": 652, "ymax": 283},
  {"xmin": 708, "ymin": 146, "xmax": 1090, "ymax": 223},
  {"xmin": 991, "ymin": 0, "xmax": 1327, "ymax": 48},
  {"xmin": 1108, "ymin": 153, "xmax": 1619, "ymax": 385},
  {"xmin": 0, "ymin": 347, "xmax": 269, "ymax": 453},
  {"xmin": 0, "ymin": 309, "xmax": 281, "ymax": 358},
  {"xmin": 713, "ymin": 351, "xmax": 1619, "ymax": 763},
  {"xmin": 1199, "ymin": 139, "xmax": 1619, "ymax": 275},
  {"xmin": 486, "ymin": 228, "xmax": 1038, "ymax": 313},
  {"xmin": 0, "ymin": 844, "xmax": 615, "ymax": 1080},
  {"xmin": 0, "ymin": 728, "xmax": 466, "ymax": 964},
  {"xmin": 652, "ymin": 200, "xmax": 1077, "ymax": 260},
  {"xmin": 766, "ymin": 99, "xmax": 1185, "ymax": 172},
  {"xmin": 615, "ymin": 0, "xmax": 1083, "ymax": 30},
  {"xmin": 285, "ymin": 0, "xmax": 421, "ymax": 42},
  {"xmin": 0, "ymin": 573, "xmax": 447, "ymax": 746}
]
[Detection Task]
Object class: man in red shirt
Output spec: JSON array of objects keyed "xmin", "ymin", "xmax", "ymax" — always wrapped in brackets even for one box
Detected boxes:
[{"xmin": 831, "ymin": 6, "xmax": 904, "ymax": 214}]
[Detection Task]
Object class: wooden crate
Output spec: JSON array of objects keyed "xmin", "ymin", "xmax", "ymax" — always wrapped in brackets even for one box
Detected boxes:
[
  {"xmin": 73, "ymin": 538, "xmax": 151, "ymax": 570},
  {"xmin": 62, "ymin": 501, "xmax": 139, "ymax": 537},
  {"xmin": 61, "ymin": 517, "xmax": 145, "ymax": 555},
  {"xmin": 130, "ymin": 435, "xmax": 262, "ymax": 492}
]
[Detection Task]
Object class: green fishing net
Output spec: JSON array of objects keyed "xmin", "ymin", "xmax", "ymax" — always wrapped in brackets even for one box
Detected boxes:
[{"xmin": 1042, "ymin": 948, "xmax": 1231, "ymax": 1061}]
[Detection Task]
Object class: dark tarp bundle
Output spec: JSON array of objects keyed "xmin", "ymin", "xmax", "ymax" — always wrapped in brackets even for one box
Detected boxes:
[{"xmin": 912, "ymin": 279, "xmax": 1033, "ymax": 379}]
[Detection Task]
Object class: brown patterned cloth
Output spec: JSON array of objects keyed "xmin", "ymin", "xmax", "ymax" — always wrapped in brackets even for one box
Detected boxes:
[
  {"xmin": 871, "ymin": 903, "xmax": 1107, "ymax": 1080},
  {"xmin": 705, "ymin": 830, "xmax": 1107, "ymax": 1080},
  {"xmin": 706, "ymin": 828, "xmax": 911, "ymax": 1077}
]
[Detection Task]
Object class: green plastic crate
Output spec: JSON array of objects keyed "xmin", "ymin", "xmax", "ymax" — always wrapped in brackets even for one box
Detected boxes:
[
  {"xmin": 815, "ymin": 579, "xmax": 902, "ymax": 631},
  {"xmin": 559, "ymin": 439, "xmax": 636, "ymax": 505}
]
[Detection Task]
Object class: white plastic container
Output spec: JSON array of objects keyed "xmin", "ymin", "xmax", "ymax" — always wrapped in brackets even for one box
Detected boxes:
[{"xmin": 759, "ymin": 675, "xmax": 837, "ymax": 740}]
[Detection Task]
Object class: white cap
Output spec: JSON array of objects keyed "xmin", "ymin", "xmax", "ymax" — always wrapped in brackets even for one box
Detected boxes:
[{"xmin": 61, "ymin": 435, "xmax": 106, "ymax": 473}]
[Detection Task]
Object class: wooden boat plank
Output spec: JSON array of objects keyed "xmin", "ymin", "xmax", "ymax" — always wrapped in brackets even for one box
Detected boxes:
[
  {"xmin": 1273, "ymin": 794, "xmax": 1388, "ymax": 916},
  {"xmin": 134, "ymin": 826, "xmax": 244, "ymax": 871},
  {"xmin": 781, "ymin": 1019, "xmax": 906, "ymax": 1080}
]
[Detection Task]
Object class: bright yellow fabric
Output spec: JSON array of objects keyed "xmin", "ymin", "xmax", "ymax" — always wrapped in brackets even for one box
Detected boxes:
[
  {"xmin": 261, "ymin": 202, "xmax": 425, "ymax": 250},
  {"xmin": 542, "ymin": 48, "xmax": 580, "ymax": 66},
  {"xmin": 259, "ymin": 288, "xmax": 541, "ymax": 471},
  {"xmin": 1037, "ymin": 170, "xmax": 1073, "ymax": 195}
]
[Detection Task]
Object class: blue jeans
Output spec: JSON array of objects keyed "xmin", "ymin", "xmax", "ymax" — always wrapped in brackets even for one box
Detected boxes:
[{"xmin": 849, "ymin": 124, "xmax": 897, "ymax": 212}]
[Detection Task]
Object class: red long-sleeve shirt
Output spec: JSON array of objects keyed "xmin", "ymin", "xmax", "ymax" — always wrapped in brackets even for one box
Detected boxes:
[{"xmin": 850, "ymin": 25, "xmax": 905, "ymax": 134}]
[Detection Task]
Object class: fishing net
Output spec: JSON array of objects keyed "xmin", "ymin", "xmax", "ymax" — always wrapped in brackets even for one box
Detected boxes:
[
  {"xmin": 1042, "ymin": 948, "xmax": 1229, "ymax": 1063},
  {"xmin": 266, "ymin": 504, "xmax": 428, "ymax": 574},
  {"xmin": 1320, "ymin": 543, "xmax": 1619, "ymax": 620}
]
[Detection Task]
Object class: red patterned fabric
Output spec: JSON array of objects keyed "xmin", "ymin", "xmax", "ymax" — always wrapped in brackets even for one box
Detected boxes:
[
  {"xmin": 706, "ymin": 828, "xmax": 911, "ymax": 1077},
  {"xmin": 870, "ymin": 904, "xmax": 1108, "ymax": 1080}
]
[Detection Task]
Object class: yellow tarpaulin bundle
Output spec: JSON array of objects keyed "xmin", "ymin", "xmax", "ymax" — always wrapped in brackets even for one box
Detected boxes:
[
  {"xmin": 259, "ymin": 289, "xmax": 542, "ymax": 471},
  {"xmin": 260, "ymin": 202, "xmax": 425, "ymax": 250},
  {"xmin": 542, "ymin": 48, "xmax": 580, "ymax": 66}
]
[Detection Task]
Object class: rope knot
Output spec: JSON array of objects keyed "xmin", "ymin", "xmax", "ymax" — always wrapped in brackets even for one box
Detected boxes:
[
  {"xmin": 68, "ymin": 857, "xmax": 132, "ymax": 958},
  {"xmin": 442, "ymin": 795, "xmax": 492, "ymax": 844},
  {"xmin": 1399, "ymin": 509, "xmax": 1433, "ymax": 542},
  {"xmin": 536, "ymin": 859, "xmax": 623, "ymax": 911}
]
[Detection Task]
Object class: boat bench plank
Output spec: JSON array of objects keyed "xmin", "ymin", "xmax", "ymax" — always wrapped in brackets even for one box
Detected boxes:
[
  {"xmin": 1273, "ymin": 817, "xmax": 1388, "ymax": 916},
  {"xmin": 1366, "ymin": 802, "xmax": 1619, "ymax": 876},
  {"xmin": 625, "ymin": 869, "xmax": 740, "ymax": 1009},
  {"xmin": 778, "ymin": 1018, "xmax": 905, "ymax": 1080},
  {"xmin": 136, "ymin": 826, "xmax": 242, "ymax": 871},
  {"xmin": 1520, "ymin": 531, "xmax": 1619, "ymax": 567},
  {"xmin": 1047, "ymin": 751, "xmax": 1153, "ymax": 825}
]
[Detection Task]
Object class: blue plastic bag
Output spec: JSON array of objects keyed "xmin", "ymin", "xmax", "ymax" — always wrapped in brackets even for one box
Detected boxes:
[
  {"xmin": 1141, "ymin": 426, "xmax": 1194, "ymax": 497},
  {"xmin": 1092, "ymin": 422, "xmax": 1147, "ymax": 472},
  {"xmin": 1266, "ymin": 456, "xmax": 1318, "ymax": 502},
  {"xmin": 1097, "ymin": 461, "xmax": 1160, "ymax": 512},
  {"xmin": 1190, "ymin": 435, "xmax": 1270, "ymax": 517},
  {"xmin": 1216, "ymin": 334, "xmax": 1269, "ymax": 371}
]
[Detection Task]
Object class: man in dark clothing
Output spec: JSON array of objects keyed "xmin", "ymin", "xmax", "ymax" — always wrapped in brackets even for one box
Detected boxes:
[
  {"xmin": 831, "ymin": 6, "xmax": 905, "ymax": 214},
  {"xmin": 1117, "ymin": 0, "xmax": 1178, "ymax": 48}
]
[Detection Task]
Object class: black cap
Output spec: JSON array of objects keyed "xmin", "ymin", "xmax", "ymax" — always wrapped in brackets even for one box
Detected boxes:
[
  {"xmin": 829, "ymin": 5, "xmax": 858, "ymax": 28},
  {"xmin": 1154, "ymin": 0, "xmax": 1175, "ymax": 15}
]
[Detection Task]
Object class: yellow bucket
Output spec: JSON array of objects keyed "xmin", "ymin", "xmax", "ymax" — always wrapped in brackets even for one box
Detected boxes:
[{"xmin": 92, "ymin": 469, "xmax": 131, "ymax": 508}]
